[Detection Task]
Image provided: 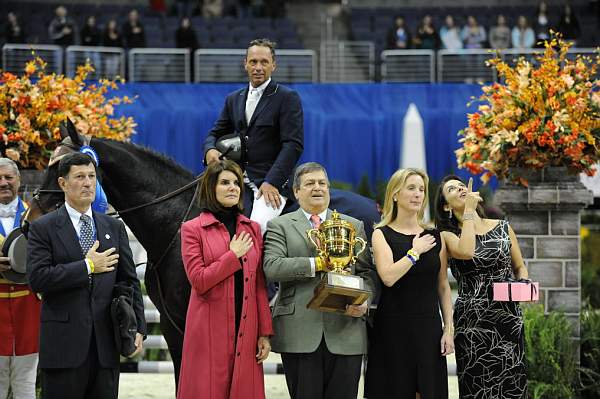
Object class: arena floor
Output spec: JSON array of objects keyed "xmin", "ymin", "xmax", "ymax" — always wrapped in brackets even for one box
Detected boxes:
[{"xmin": 118, "ymin": 353, "xmax": 460, "ymax": 398}]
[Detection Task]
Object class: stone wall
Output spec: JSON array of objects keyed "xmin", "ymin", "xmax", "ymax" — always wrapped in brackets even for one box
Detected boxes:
[{"xmin": 495, "ymin": 167, "xmax": 594, "ymax": 339}]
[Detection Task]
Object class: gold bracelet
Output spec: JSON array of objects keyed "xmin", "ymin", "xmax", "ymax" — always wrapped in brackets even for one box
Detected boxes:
[{"xmin": 444, "ymin": 324, "xmax": 454, "ymax": 334}]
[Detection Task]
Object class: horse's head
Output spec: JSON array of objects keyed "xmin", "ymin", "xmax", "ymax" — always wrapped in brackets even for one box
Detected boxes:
[{"xmin": 23, "ymin": 119, "xmax": 91, "ymax": 229}]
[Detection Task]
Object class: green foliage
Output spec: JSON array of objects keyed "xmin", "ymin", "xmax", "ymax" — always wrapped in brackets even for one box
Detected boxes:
[
  {"xmin": 355, "ymin": 174, "xmax": 373, "ymax": 199},
  {"xmin": 581, "ymin": 229, "xmax": 600, "ymax": 308},
  {"xmin": 331, "ymin": 174, "xmax": 386, "ymax": 206},
  {"xmin": 330, "ymin": 180, "xmax": 352, "ymax": 191},
  {"xmin": 580, "ymin": 306, "xmax": 600, "ymax": 397},
  {"xmin": 523, "ymin": 305, "xmax": 577, "ymax": 399}
]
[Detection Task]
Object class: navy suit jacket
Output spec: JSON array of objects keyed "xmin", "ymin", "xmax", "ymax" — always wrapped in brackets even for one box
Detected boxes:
[
  {"xmin": 26, "ymin": 205, "xmax": 146, "ymax": 369},
  {"xmin": 203, "ymin": 80, "xmax": 304, "ymax": 197}
]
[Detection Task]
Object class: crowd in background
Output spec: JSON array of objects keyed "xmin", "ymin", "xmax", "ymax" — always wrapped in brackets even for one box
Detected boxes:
[
  {"xmin": 2, "ymin": 0, "xmax": 287, "ymax": 51},
  {"xmin": 386, "ymin": 1, "xmax": 583, "ymax": 50},
  {"xmin": 1, "ymin": 0, "xmax": 595, "ymax": 54}
]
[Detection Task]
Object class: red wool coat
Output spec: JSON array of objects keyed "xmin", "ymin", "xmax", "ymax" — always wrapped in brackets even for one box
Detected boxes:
[{"xmin": 177, "ymin": 212, "xmax": 273, "ymax": 399}]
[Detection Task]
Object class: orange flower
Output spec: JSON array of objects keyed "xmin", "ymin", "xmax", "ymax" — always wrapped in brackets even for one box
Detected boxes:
[
  {"xmin": 0, "ymin": 56, "xmax": 135, "ymax": 169},
  {"xmin": 456, "ymin": 32, "xmax": 600, "ymax": 184}
]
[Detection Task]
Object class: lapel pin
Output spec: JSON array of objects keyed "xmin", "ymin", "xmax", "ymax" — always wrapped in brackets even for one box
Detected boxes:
[{"xmin": 105, "ymin": 234, "xmax": 110, "ymax": 239}]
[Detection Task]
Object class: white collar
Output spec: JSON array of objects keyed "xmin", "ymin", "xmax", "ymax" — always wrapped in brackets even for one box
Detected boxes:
[
  {"xmin": 300, "ymin": 208, "xmax": 328, "ymax": 223},
  {"xmin": 0, "ymin": 197, "xmax": 18, "ymax": 210},
  {"xmin": 248, "ymin": 78, "xmax": 271, "ymax": 94},
  {"xmin": 65, "ymin": 202, "xmax": 93, "ymax": 221}
]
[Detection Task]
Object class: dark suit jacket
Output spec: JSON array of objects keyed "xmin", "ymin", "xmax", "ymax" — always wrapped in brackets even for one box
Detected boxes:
[
  {"xmin": 203, "ymin": 80, "xmax": 304, "ymax": 197},
  {"xmin": 26, "ymin": 205, "xmax": 146, "ymax": 369}
]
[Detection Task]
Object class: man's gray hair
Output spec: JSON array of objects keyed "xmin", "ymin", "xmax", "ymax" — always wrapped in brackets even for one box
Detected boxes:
[
  {"xmin": 0, "ymin": 158, "xmax": 20, "ymax": 178},
  {"xmin": 293, "ymin": 162, "xmax": 329, "ymax": 190}
]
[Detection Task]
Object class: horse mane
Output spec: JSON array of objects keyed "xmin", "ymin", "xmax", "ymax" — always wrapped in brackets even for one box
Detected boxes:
[{"xmin": 94, "ymin": 138, "xmax": 197, "ymax": 187}]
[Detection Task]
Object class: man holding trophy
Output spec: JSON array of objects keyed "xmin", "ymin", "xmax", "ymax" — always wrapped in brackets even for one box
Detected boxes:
[{"xmin": 264, "ymin": 162, "xmax": 377, "ymax": 399}]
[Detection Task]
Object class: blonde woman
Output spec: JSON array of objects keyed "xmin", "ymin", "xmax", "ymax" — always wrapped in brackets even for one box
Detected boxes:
[{"xmin": 365, "ymin": 168, "xmax": 454, "ymax": 399}]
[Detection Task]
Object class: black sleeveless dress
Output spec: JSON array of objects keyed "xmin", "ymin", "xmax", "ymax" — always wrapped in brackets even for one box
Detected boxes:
[
  {"xmin": 365, "ymin": 226, "xmax": 448, "ymax": 399},
  {"xmin": 449, "ymin": 220, "xmax": 527, "ymax": 398}
]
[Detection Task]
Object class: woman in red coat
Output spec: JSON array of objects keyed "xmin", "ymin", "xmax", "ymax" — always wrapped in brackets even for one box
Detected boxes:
[{"xmin": 178, "ymin": 160, "xmax": 273, "ymax": 399}]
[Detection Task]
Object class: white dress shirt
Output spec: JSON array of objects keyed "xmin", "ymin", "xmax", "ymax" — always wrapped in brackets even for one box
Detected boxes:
[
  {"xmin": 65, "ymin": 202, "xmax": 95, "ymax": 274},
  {"xmin": 0, "ymin": 197, "xmax": 18, "ymax": 236}
]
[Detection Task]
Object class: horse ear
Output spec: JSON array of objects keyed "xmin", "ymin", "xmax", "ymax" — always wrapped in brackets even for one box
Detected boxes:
[{"xmin": 59, "ymin": 118, "xmax": 83, "ymax": 147}]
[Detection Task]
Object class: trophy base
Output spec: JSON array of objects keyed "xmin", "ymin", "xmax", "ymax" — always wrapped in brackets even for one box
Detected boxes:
[{"xmin": 307, "ymin": 272, "xmax": 370, "ymax": 314}]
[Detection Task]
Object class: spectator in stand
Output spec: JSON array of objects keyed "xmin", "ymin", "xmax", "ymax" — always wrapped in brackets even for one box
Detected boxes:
[
  {"xmin": 386, "ymin": 15, "xmax": 411, "ymax": 50},
  {"xmin": 440, "ymin": 15, "xmax": 462, "ymax": 50},
  {"xmin": 512, "ymin": 15, "xmax": 535, "ymax": 50},
  {"xmin": 5, "ymin": 12, "xmax": 26, "ymax": 44},
  {"xmin": 413, "ymin": 14, "xmax": 440, "ymax": 49},
  {"xmin": 489, "ymin": 14, "xmax": 511, "ymax": 49},
  {"xmin": 103, "ymin": 19, "xmax": 123, "ymax": 47},
  {"xmin": 80, "ymin": 15, "xmax": 101, "ymax": 75},
  {"xmin": 48, "ymin": 5, "xmax": 76, "ymax": 46},
  {"xmin": 203, "ymin": 0, "xmax": 223, "ymax": 18},
  {"xmin": 123, "ymin": 9, "xmax": 146, "ymax": 48},
  {"xmin": 557, "ymin": 4, "xmax": 581, "ymax": 45},
  {"xmin": 80, "ymin": 15, "xmax": 101, "ymax": 46},
  {"xmin": 103, "ymin": 19, "xmax": 123, "ymax": 77},
  {"xmin": 534, "ymin": 1, "xmax": 551, "ymax": 46},
  {"xmin": 461, "ymin": 15, "xmax": 486, "ymax": 49},
  {"xmin": 176, "ymin": 16, "xmax": 198, "ymax": 80},
  {"xmin": 175, "ymin": 17, "xmax": 198, "ymax": 51}
]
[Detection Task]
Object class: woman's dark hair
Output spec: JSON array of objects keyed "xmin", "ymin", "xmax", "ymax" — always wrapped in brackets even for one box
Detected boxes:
[
  {"xmin": 434, "ymin": 174, "xmax": 485, "ymax": 234},
  {"xmin": 198, "ymin": 159, "xmax": 244, "ymax": 213}
]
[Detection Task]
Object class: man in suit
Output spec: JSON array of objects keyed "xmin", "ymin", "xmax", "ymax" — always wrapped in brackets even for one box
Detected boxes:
[
  {"xmin": 26, "ymin": 152, "xmax": 146, "ymax": 399},
  {"xmin": 203, "ymin": 38, "xmax": 304, "ymax": 233},
  {"xmin": 0, "ymin": 158, "xmax": 40, "ymax": 399},
  {"xmin": 263, "ymin": 162, "xmax": 377, "ymax": 399}
]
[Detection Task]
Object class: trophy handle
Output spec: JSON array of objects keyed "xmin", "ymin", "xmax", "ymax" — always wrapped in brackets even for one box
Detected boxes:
[
  {"xmin": 307, "ymin": 229, "xmax": 325, "ymax": 257},
  {"xmin": 351, "ymin": 237, "xmax": 367, "ymax": 264}
]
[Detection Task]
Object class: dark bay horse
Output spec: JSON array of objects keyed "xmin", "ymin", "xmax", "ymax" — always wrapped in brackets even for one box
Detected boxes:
[{"xmin": 27, "ymin": 128, "xmax": 381, "ymax": 391}]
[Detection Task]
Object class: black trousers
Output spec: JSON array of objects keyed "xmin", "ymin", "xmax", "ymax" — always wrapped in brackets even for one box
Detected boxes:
[
  {"xmin": 281, "ymin": 337, "xmax": 363, "ymax": 399},
  {"xmin": 41, "ymin": 331, "xmax": 119, "ymax": 399}
]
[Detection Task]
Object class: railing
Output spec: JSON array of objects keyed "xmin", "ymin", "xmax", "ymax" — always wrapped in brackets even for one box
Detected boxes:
[
  {"xmin": 381, "ymin": 49, "xmax": 435, "ymax": 83},
  {"xmin": 2, "ymin": 44, "xmax": 63, "ymax": 75},
  {"xmin": 320, "ymin": 40, "xmax": 375, "ymax": 82},
  {"xmin": 194, "ymin": 49, "xmax": 317, "ymax": 83},
  {"xmin": 2, "ymin": 44, "xmax": 596, "ymax": 83},
  {"xmin": 65, "ymin": 46, "xmax": 126, "ymax": 79},
  {"xmin": 437, "ymin": 49, "xmax": 497, "ymax": 83},
  {"xmin": 128, "ymin": 48, "xmax": 191, "ymax": 83}
]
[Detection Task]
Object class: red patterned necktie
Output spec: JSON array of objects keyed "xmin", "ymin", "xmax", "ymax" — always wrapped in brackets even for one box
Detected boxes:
[{"xmin": 310, "ymin": 214, "xmax": 321, "ymax": 229}]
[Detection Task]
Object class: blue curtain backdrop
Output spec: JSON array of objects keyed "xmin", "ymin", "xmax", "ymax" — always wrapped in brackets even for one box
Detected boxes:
[{"xmin": 111, "ymin": 83, "xmax": 488, "ymax": 188}]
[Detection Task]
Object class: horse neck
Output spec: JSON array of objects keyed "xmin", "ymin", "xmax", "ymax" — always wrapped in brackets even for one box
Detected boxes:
[{"xmin": 90, "ymin": 138, "xmax": 198, "ymax": 259}]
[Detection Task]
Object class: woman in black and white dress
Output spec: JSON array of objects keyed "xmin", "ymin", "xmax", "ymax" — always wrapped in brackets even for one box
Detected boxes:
[{"xmin": 434, "ymin": 175, "xmax": 529, "ymax": 399}]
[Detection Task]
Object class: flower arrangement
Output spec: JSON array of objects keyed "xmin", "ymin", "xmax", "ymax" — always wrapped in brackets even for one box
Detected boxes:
[
  {"xmin": 0, "ymin": 57, "xmax": 136, "ymax": 169},
  {"xmin": 455, "ymin": 34, "xmax": 600, "ymax": 185}
]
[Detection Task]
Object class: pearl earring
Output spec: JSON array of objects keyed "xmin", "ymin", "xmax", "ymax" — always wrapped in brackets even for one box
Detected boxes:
[{"xmin": 447, "ymin": 208, "xmax": 453, "ymax": 219}]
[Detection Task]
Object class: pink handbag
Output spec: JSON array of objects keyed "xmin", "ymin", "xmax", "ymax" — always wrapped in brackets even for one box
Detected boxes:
[{"xmin": 493, "ymin": 279, "xmax": 539, "ymax": 302}]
